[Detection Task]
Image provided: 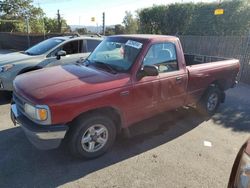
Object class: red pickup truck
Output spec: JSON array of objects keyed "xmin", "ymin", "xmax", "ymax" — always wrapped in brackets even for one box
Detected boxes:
[{"xmin": 11, "ymin": 35, "xmax": 240, "ymax": 158}]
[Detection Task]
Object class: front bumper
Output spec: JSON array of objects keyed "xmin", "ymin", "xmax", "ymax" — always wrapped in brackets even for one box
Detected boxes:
[{"xmin": 11, "ymin": 104, "xmax": 68, "ymax": 150}]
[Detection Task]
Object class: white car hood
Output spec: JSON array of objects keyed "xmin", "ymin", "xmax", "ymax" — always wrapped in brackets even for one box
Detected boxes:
[{"xmin": 0, "ymin": 52, "xmax": 43, "ymax": 66}]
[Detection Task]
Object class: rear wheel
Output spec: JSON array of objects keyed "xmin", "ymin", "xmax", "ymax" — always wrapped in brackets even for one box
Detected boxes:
[
  {"xmin": 68, "ymin": 114, "xmax": 116, "ymax": 159},
  {"xmin": 197, "ymin": 86, "xmax": 222, "ymax": 116}
]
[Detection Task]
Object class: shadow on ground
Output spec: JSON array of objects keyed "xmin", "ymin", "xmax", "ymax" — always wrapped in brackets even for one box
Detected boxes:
[
  {"xmin": 211, "ymin": 85, "xmax": 250, "ymax": 132},
  {"xmin": 0, "ymin": 91, "xmax": 12, "ymax": 105},
  {"xmin": 0, "ymin": 85, "xmax": 249, "ymax": 187},
  {"xmin": 0, "ymin": 108, "xmax": 207, "ymax": 187}
]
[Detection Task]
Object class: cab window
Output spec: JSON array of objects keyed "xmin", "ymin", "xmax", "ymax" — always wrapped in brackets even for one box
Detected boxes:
[{"xmin": 143, "ymin": 43, "xmax": 178, "ymax": 73}]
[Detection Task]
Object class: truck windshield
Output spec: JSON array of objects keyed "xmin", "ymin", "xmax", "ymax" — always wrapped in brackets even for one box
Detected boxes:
[
  {"xmin": 88, "ymin": 37, "xmax": 144, "ymax": 72},
  {"xmin": 25, "ymin": 38, "xmax": 64, "ymax": 56}
]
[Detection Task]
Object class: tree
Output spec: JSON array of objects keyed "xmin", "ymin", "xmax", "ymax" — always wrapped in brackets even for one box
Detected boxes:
[
  {"xmin": 138, "ymin": 5, "xmax": 166, "ymax": 34},
  {"xmin": 114, "ymin": 24, "xmax": 125, "ymax": 34},
  {"xmin": 43, "ymin": 17, "xmax": 57, "ymax": 33},
  {"xmin": 105, "ymin": 26, "xmax": 115, "ymax": 36},
  {"xmin": 137, "ymin": 0, "xmax": 250, "ymax": 36},
  {"xmin": 43, "ymin": 16, "xmax": 70, "ymax": 33},
  {"xmin": 0, "ymin": 0, "xmax": 44, "ymax": 32},
  {"xmin": 76, "ymin": 27, "xmax": 87, "ymax": 35},
  {"xmin": 0, "ymin": 0, "xmax": 70, "ymax": 33},
  {"xmin": 123, "ymin": 11, "xmax": 138, "ymax": 34}
]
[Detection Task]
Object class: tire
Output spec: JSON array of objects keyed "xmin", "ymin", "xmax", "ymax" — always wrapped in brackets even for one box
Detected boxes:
[
  {"xmin": 67, "ymin": 114, "xmax": 116, "ymax": 159},
  {"xmin": 197, "ymin": 86, "xmax": 222, "ymax": 116}
]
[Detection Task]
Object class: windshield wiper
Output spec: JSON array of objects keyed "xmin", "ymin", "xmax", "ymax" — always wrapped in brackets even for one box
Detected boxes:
[
  {"xmin": 91, "ymin": 61, "xmax": 117, "ymax": 74},
  {"xmin": 83, "ymin": 59, "xmax": 91, "ymax": 66}
]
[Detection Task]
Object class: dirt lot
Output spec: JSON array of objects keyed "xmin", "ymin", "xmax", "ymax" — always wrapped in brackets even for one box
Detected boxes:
[{"xmin": 0, "ymin": 83, "xmax": 249, "ymax": 188}]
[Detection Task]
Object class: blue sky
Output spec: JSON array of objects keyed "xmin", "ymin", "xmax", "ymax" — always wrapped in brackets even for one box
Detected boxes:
[{"xmin": 33, "ymin": 0, "xmax": 214, "ymax": 26}]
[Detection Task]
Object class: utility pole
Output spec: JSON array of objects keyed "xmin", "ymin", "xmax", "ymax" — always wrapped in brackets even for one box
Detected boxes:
[
  {"xmin": 102, "ymin": 12, "xmax": 105, "ymax": 35},
  {"xmin": 57, "ymin": 9, "xmax": 62, "ymax": 33},
  {"xmin": 25, "ymin": 16, "xmax": 30, "ymax": 48},
  {"xmin": 42, "ymin": 18, "xmax": 45, "ymax": 39}
]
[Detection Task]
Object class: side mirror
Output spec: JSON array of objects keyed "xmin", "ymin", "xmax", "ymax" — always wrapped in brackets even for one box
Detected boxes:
[
  {"xmin": 137, "ymin": 65, "xmax": 159, "ymax": 80},
  {"xmin": 56, "ymin": 50, "xmax": 66, "ymax": 60}
]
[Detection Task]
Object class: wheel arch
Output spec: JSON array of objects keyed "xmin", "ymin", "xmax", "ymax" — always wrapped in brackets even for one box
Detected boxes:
[
  {"xmin": 201, "ymin": 80, "xmax": 225, "ymax": 103},
  {"xmin": 209, "ymin": 80, "xmax": 224, "ymax": 91},
  {"xmin": 70, "ymin": 106, "xmax": 123, "ymax": 134}
]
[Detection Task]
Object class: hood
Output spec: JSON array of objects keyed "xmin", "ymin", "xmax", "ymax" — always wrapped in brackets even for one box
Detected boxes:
[
  {"xmin": 0, "ymin": 52, "xmax": 42, "ymax": 66},
  {"xmin": 14, "ymin": 64, "xmax": 131, "ymax": 104}
]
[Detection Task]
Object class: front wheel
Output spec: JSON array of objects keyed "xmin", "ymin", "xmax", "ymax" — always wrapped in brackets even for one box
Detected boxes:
[
  {"xmin": 68, "ymin": 114, "xmax": 116, "ymax": 159},
  {"xmin": 197, "ymin": 86, "xmax": 222, "ymax": 116}
]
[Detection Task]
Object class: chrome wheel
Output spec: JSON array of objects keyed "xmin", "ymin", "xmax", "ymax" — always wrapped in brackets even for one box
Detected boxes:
[
  {"xmin": 81, "ymin": 124, "xmax": 108, "ymax": 153},
  {"xmin": 207, "ymin": 93, "xmax": 219, "ymax": 112}
]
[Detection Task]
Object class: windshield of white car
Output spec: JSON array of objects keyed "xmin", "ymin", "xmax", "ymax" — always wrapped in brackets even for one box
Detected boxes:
[
  {"xmin": 25, "ymin": 38, "xmax": 64, "ymax": 55},
  {"xmin": 87, "ymin": 37, "xmax": 145, "ymax": 72}
]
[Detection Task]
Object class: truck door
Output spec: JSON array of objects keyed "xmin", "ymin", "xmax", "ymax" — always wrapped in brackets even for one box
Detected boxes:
[
  {"xmin": 125, "ymin": 44, "xmax": 163, "ymax": 126},
  {"xmin": 127, "ymin": 75, "xmax": 160, "ymax": 125},
  {"xmin": 143, "ymin": 42, "xmax": 188, "ymax": 112}
]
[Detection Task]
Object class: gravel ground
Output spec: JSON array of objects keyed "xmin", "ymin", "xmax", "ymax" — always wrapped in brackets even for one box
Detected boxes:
[{"xmin": 0, "ymin": 83, "xmax": 250, "ymax": 188}]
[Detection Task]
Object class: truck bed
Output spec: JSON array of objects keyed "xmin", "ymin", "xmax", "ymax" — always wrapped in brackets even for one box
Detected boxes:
[
  {"xmin": 184, "ymin": 56, "xmax": 240, "ymax": 105},
  {"xmin": 184, "ymin": 54, "xmax": 227, "ymax": 66}
]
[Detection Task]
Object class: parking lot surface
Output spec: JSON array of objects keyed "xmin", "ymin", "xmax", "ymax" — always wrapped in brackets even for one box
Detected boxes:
[
  {"xmin": 0, "ymin": 83, "xmax": 250, "ymax": 188},
  {"xmin": 0, "ymin": 51, "xmax": 250, "ymax": 188}
]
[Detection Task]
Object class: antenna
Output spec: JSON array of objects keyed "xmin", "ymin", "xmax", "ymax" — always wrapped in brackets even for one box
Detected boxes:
[{"xmin": 102, "ymin": 12, "xmax": 105, "ymax": 35}]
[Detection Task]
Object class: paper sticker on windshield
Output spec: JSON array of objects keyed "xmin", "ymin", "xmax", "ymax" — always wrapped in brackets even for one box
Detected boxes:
[{"xmin": 125, "ymin": 40, "xmax": 143, "ymax": 49}]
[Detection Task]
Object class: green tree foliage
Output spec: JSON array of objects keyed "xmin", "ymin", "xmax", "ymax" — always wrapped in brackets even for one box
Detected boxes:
[
  {"xmin": 105, "ymin": 27, "xmax": 115, "ymax": 36},
  {"xmin": 0, "ymin": 0, "xmax": 70, "ymax": 33},
  {"xmin": 43, "ymin": 17, "xmax": 57, "ymax": 33},
  {"xmin": 138, "ymin": 0, "xmax": 250, "ymax": 36},
  {"xmin": 123, "ymin": 11, "xmax": 138, "ymax": 34},
  {"xmin": 105, "ymin": 24, "xmax": 125, "ymax": 36},
  {"xmin": 75, "ymin": 27, "xmax": 87, "ymax": 35},
  {"xmin": 114, "ymin": 24, "xmax": 125, "ymax": 34},
  {"xmin": 0, "ymin": 0, "xmax": 44, "ymax": 32},
  {"xmin": 43, "ymin": 17, "xmax": 69, "ymax": 33}
]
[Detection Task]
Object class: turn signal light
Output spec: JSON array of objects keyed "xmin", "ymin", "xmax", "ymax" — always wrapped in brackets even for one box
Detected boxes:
[{"xmin": 37, "ymin": 108, "xmax": 48, "ymax": 121}]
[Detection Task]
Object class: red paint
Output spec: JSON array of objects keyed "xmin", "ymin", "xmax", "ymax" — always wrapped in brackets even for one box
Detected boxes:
[
  {"xmin": 14, "ymin": 35, "xmax": 240, "ymax": 128},
  {"xmin": 245, "ymin": 139, "xmax": 250, "ymax": 156}
]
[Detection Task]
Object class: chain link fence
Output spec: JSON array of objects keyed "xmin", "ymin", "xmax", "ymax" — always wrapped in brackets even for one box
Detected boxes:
[
  {"xmin": 0, "ymin": 32, "xmax": 249, "ymax": 84},
  {"xmin": 0, "ymin": 32, "xmax": 60, "ymax": 51},
  {"xmin": 179, "ymin": 35, "xmax": 250, "ymax": 84}
]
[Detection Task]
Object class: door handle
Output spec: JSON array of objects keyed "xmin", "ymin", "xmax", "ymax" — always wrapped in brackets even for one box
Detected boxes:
[
  {"xmin": 120, "ymin": 91, "xmax": 130, "ymax": 96},
  {"xmin": 176, "ymin": 77, "xmax": 183, "ymax": 81}
]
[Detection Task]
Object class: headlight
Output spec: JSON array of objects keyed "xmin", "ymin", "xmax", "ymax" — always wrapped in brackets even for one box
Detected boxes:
[
  {"xmin": 235, "ymin": 152, "xmax": 250, "ymax": 188},
  {"xmin": 24, "ymin": 103, "xmax": 50, "ymax": 122},
  {"xmin": 0, "ymin": 64, "xmax": 14, "ymax": 73}
]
